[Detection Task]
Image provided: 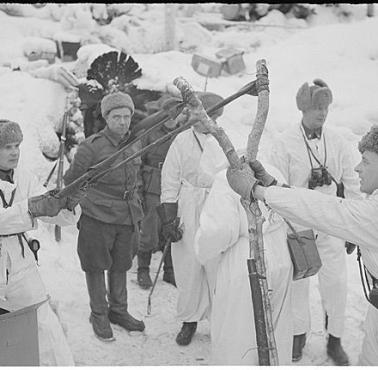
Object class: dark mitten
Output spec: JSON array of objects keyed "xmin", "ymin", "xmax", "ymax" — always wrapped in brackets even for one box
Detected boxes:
[
  {"xmin": 28, "ymin": 191, "xmax": 67, "ymax": 218},
  {"xmin": 156, "ymin": 203, "xmax": 183, "ymax": 243},
  {"xmin": 65, "ymin": 188, "xmax": 86, "ymax": 211}
]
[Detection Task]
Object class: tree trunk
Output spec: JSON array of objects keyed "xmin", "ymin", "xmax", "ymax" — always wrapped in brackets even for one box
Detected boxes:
[{"xmin": 164, "ymin": 4, "xmax": 176, "ymax": 51}]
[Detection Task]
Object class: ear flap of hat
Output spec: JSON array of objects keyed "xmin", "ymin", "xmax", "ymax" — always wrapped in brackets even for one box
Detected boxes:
[
  {"xmin": 312, "ymin": 87, "xmax": 333, "ymax": 109},
  {"xmin": 296, "ymin": 82, "xmax": 312, "ymax": 112}
]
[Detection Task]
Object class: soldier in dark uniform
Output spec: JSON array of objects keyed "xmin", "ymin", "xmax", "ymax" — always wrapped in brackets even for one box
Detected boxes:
[
  {"xmin": 137, "ymin": 98, "xmax": 181, "ymax": 289},
  {"xmin": 64, "ymin": 91, "xmax": 145, "ymax": 342}
]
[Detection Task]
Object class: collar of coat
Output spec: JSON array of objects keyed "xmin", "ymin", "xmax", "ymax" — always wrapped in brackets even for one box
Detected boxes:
[
  {"xmin": 301, "ymin": 121, "xmax": 322, "ymax": 140},
  {"xmin": 0, "ymin": 168, "xmax": 14, "ymax": 183},
  {"xmin": 103, "ymin": 126, "xmax": 131, "ymax": 147}
]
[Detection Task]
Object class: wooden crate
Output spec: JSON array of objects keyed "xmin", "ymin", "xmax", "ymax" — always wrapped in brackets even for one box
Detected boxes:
[{"xmin": 0, "ymin": 300, "xmax": 46, "ymax": 366}]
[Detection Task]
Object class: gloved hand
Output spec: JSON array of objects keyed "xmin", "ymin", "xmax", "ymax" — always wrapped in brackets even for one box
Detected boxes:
[
  {"xmin": 156, "ymin": 203, "xmax": 183, "ymax": 243},
  {"xmin": 345, "ymin": 241, "xmax": 357, "ymax": 255},
  {"xmin": 28, "ymin": 191, "xmax": 68, "ymax": 218},
  {"xmin": 162, "ymin": 217, "xmax": 183, "ymax": 243},
  {"xmin": 226, "ymin": 161, "xmax": 259, "ymax": 200},
  {"xmin": 65, "ymin": 188, "xmax": 86, "ymax": 211},
  {"xmin": 161, "ymin": 97, "xmax": 185, "ymax": 120},
  {"xmin": 248, "ymin": 159, "xmax": 277, "ymax": 186}
]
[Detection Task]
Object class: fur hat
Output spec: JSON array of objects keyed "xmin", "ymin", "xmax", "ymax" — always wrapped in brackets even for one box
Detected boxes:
[
  {"xmin": 296, "ymin": 79, "xmax": 333, "ymax": 112},
  {"xmin": 0, "ymin": 120, "xmax": 23, "ymax": 148},
  {"xmin": 101, "ymin": 91, "xmax": 135, "ymax": 118},
  {"xmin": 358, "ymin": 125, "xmax": 378, "ymax": 155},
  {"xmin": 197, "ymin": 91, "xmax": 224, "ymax": 118}
]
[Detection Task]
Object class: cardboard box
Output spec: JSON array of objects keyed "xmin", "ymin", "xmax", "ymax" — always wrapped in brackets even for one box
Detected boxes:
[
  {"xmin": 215, "ymin": 48, "xmax": 246, "ymax": 75},
  {"xmin": 56, "ymin": 40, "xmax": 81, "ymax": 62}
]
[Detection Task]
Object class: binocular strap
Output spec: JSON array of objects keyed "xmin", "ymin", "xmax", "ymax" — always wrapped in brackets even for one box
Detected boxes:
[{"xmin": 357, "ymin": 246, "xmax": 378, "ymax": 309}]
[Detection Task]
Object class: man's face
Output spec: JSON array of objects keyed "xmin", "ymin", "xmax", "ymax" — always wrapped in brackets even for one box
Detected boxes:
[
  {"xmin": 0, "ymin": 141, "xmax": 21, "ymax": 170},
  {"xmin": 106, "ymin": 107, "xmax": 132, "ymax": 137},
  {"xmin": 302, "ymin": 107, "xmax": 329, "ymax": 130},
  {"xmin": 354, "ymin": 150, "xmax": 378, "ymax": 194}
]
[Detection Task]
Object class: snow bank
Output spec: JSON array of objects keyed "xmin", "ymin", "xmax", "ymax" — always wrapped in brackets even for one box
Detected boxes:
[{"xmin": 0, "ymin": 5, "xmax": 377, "ymax": 365}]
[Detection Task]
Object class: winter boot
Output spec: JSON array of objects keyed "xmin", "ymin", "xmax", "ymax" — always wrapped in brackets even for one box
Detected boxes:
[
  {"xmin": 85, "ymin": 272, "xmax": 114, "ymax": 342},
  {"xmin": 176, "ymin": 322, "xmax": 197, "ymax": 346},
  {"xmin": 137, "ymin": 269, "xmax": 153, "ymax": 289},
  {"xmin": 327, "ymin": 334, "xmax": 349, "ymax": 366},
  {"xmin": 292, "ymin": 333, "xmax": 306, "ymax": 362},
  {"xmin": 108, "ymin": 310, "xmax": 145, "ymax": 332},
  {"xmin": 137, "ymin": 251, "xmax": 153, "ymax": 289},
  {"xmin": 108, "ymin": 271, "xmax": 145, "ymax": 332}
]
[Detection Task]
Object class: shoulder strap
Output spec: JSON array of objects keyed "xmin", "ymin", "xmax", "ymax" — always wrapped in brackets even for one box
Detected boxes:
[
  {"xmin": 192, "ymin": 131, "xmax": 204, "ymax": 152},
  {"xmin": 357, "ymin": 246, "xmax": 375, "ymax": 305},
  {"xmin": 0, "ymin": 188, "xmax": 16, "ymax": 208}
]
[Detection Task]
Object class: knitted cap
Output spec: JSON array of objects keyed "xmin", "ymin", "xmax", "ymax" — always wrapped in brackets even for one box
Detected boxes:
[
  {"xmin": 296, "ymin": 79, "xmax": 333, "ymax": 112},
  {"xmin": 197, "ymin": 91, "xmax": 224, "ymax": 118},
  {"xmin": 0, "ymin": 120, "xmax": 23, "ymax": 147},
  {"xmin": 358, "ymin": 125, "xmax": 378, "ymax": 155},
  {"xmin": 101, "ymin": 91, "xmax": 135, "ymax": 117}
]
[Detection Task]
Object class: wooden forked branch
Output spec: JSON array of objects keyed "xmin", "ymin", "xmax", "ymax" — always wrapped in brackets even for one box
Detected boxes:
[{"xmin": 173, "ymin": 59, "xmax": 278, "ymax": 365}]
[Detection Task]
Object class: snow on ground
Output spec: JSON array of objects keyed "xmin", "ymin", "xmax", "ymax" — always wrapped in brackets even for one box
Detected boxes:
[{"xmin": 0, "ymin": 4, "xmax": 377, "ymax": 366}]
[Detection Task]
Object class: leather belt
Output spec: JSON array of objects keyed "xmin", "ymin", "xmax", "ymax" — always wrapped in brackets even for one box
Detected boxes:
[
  {"xmin": 97, "ymin": 187, "xmax": 136, "ymax": 201},
  {"xmin": 144, "ymin": 162, "xmax": 164, "ymax": 170}
]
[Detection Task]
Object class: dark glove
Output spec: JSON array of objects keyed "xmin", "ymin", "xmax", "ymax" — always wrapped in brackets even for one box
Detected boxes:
[
  {"xmin": 345, "ymin": 241, "xmax": 357, "ymax": 255},
  {"xmin": 226, "ymin": 161, "xmax": 259, "ymax": 200},
  {"xmin": 161, "ymin": 97, "xmax": 185, "ymax": 120},
  {"xmin": 28, "ymin": 191, "xmax": 68, "ymax": 218},
  {"xmin": 65, "ymin": 188, "xmax": 86, "ymax": 211},
  {"xmin": 248, "ymin": 160, "xmax": 277, "ymax": 187},
  {"xmin": 161, "ymin": 217, "xmax": 183, "ymax": 243},
  {"xmin": 156, "ymin": 203, "xmax": 183, "ymax": 243}
]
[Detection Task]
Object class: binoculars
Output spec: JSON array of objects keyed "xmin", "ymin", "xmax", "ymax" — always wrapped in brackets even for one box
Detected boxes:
[{"xmin": 308, "ymin": 167, "xmax": 332, "ymax": 190}]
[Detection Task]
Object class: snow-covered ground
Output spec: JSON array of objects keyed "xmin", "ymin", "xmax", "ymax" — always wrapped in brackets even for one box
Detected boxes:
[{"xmin": 0, "ymin": 3, "xmax": 377, "ymax": 366}]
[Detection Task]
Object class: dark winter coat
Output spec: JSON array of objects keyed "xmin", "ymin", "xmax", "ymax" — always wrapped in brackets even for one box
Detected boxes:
[
  {"xmin": 140, "ymin": 124, "xmax": 177, "ymax": 196},
  {"xmin": 64, "ymin": 126, "xmax": 143, "ymax": 226}
]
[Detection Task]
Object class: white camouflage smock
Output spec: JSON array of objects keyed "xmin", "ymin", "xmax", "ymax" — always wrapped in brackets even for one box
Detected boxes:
[
  {"xmin": 269, "ymin": 122, "xmax": 361, "ymax": 337},
  {"xmin": 195, "ymin": 167, "xmax": 293, "ymax": 365},
  {"xmin": 161, "ymin": 127, "xmax": 221, "ymax": 322},
  {"xmin": 265, "ymin": 186, "xmax": 378, "ymax": 365},
  {"xmin": 0, "ymin": 167, "xmax": 80, "ymax": 365}
]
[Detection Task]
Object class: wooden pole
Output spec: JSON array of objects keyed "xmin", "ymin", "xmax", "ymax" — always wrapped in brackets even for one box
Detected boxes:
[
  {"xmin": 54, "ymin": 97, "xmax": 69, "ymax": 242},
  {"xmin": 367, "ymin": 4, "xmax": 374, "ymax": 17},
  {"xmin": 164, "ymin": 4, "xmax": 176, "ymax": 51}
]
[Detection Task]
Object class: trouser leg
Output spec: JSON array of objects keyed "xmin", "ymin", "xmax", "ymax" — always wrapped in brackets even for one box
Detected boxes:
[
  {"xmin": 292, "ymin": 277, "xmax": 311, "ymax": 335},
  {"xmin": 316, "ymin": 235, "xmax": 347, "ymax": 338},
  {"xmin": 138, "ymin": 193, "xmax": 160, "ymax": 259},
  {"xmin": 359, "ymin": 306, "xmax": 378, "ymax": 365},
  {"xmin": 137, "ymin": 250, "xmax": 152, "ymax": 271}
]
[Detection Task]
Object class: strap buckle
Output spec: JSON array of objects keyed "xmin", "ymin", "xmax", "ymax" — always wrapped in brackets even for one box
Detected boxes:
[{"xmin": 123, "ymin": 189, "xmax": 134, "ymax": 200}]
